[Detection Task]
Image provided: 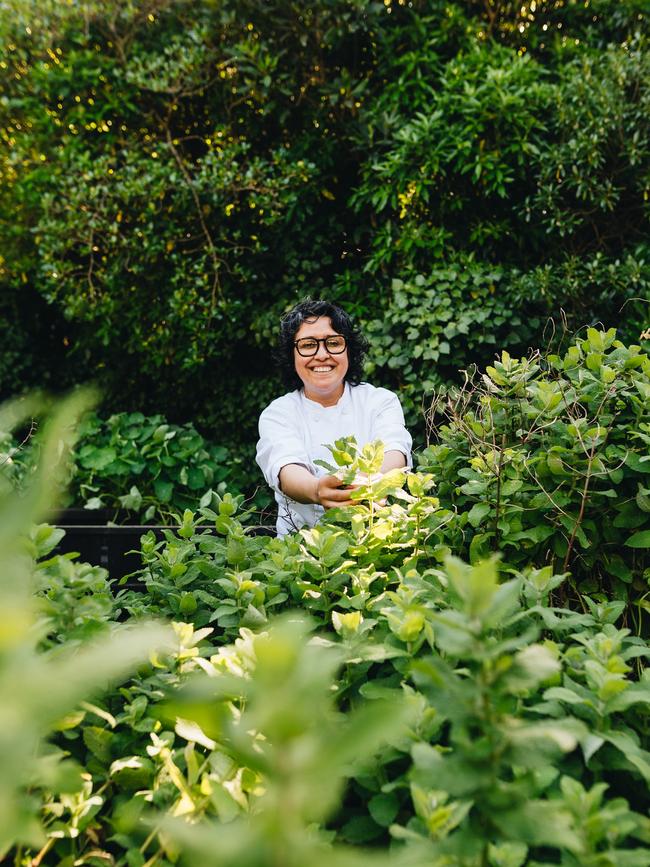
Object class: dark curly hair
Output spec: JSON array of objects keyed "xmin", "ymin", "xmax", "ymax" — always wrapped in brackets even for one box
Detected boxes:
[{"xmin": 277, "ymin": 299, "xmax": 368, "ymax": 392}]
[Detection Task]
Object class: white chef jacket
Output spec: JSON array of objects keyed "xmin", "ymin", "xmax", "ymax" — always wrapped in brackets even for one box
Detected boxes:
[{"xmin": 256, "ymin": 382, "xmax": 412, "ymax": 536}]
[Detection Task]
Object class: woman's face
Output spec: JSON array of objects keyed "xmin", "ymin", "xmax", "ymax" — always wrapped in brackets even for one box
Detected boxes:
[{"xmin": 293, "ymin": 316, "xmax": 349, "ymax": 406}]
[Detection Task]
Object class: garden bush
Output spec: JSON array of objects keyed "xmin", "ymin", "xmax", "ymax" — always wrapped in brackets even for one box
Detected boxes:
[
  {"xmin": 417, "ymin": 328, "xmax": 650, "ymax": 611},
  {"xmin": 362, "ymin": 261, "xmax": 543, "ymax": 430},
  {"xmin": 5, "ymin": 333, "xmax": 650, "ymax": 865},
  {"xmin": 1, "ymin": 0, "xmax": 647, "ymax": 458},
  {"xmin": 14, "ymin": 483, "xmax": 650, "ymax": 864},
  {"xmin": 63, "ymin": 411, "xmax": 246, "ymax": 521},
  {"xmin": 1, "ymin": 409, "xmax": 270, "ymax": 523},
  {"xmin": 0, "ymin": 393, "xmax": 169, "ymax": 856}
]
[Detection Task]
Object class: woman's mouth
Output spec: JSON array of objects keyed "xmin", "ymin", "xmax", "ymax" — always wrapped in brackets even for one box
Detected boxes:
[{"xmin": 311, "ymin": 365, "xmax": 335, "ymax": 373}]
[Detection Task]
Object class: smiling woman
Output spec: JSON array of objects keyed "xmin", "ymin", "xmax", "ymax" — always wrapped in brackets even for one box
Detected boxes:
[{"xmin": 256, "ymin": 299, "xmax": 412, "ymax": 536}]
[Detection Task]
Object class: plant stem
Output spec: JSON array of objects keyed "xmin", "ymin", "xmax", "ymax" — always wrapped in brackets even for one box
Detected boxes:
[
  {"xmin": 493, "ymin": 434, "xmax": 506, "ymax": 550},
  {"xmin": 563, "ymin": 444, "xmax": 596, "ymax": 572},
  {"xmin": 140, "ymin": 826, "xmax": 160, "ymax": 855},
  {"xmin": 28, "ymin": 837, "xmax": 55, "ymax": 867},
  {"xmin": 142, "ymin": 846, "xmax": 164, "ymax": 867}
]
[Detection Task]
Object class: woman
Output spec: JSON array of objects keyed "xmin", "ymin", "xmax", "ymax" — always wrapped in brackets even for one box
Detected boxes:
[{"xmin": 256, "ymin": 299, "xmax": 412, "ymax": 536}]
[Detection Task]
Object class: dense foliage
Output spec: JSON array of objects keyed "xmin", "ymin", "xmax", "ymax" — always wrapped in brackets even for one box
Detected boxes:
[
  {"xmin": 418, "ymin": 327, "xmax": 650, "ymax": 608},
  {"xmin": 63, "ymin": 411, "xmax": 243, "ymax": 520},
  {"xmin": 0, "ymin": 409, "xmax": 263, "ymax": 522},
  {"xmin": 3, "ymin": 332, "xmax": 650, "ymax": 866},
  {"xmin": 0, "ymin": 393, "xmax": 169, "ymax": 858},
  {"xmin": 1, "ymin": 0, "xmax": 648, "ymax": 472}
]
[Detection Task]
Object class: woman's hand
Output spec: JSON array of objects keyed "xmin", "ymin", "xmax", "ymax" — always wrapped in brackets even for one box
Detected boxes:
[
  {"xmin": 279, "ymin": 464, "xmax": 358, "ymax": 508},
  {"xmin": 316, "ymin": 474, "xmax": 358, "ymax": 509},
  {"xmin": 279, "ymin": 458, "xmax": 407, "ymax": 510}
]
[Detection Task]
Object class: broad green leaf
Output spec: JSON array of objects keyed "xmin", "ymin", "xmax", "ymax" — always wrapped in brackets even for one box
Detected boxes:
[
  {"xmin": 79, "ymin": 446, "xmax": 116, "ymax": 470},
  {"xmin": 339, "ymin": 814, "xmax": 384, "ymax": 844},
  {"xmin": 493, "ymin": 800, "xmax": 579, "ymax": 850},
  {"xmin": 543, "ymin": 687, "xmax": 586, "ymax": 706},
  {"xmin": 368, "ymin": 793, "xmax": 399, "ymax": 828},
  {"xmin": 154, "ymin": 478, "xmax": 174, "ymax": 503},
  {"xmin": 604, "ymin": 731, "xmax": 650, "ymax": 782},
  {"xmin": 468, "ymin": 502, "xmax": 491, "ymax": 527},
  {"xmin": 487, "ymin": 842, "xmax": 528, "ymax": 867},
  {"xmin": 176, "ymin": 717, "xmax": 217, "ymax": 750},
  {"xmin": 509, "ymin": 645, "xmax": 561, "ymax": 689},
  {"xmin": 625, "ymin": 529, "xmax": 650, "ymax": 548},
  {"xmin": 446, "ymin": 555, "xmax": 499, "ymax": 618},
  {"xmin": 118, "ymin": 484, "xmax": 142, "ymax": 511},
  {"xmin": 82, "ymin": 725, "xmax": 114, "ymax": 762}
]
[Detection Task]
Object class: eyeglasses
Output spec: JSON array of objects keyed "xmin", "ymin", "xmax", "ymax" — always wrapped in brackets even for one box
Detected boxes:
[{"xmin": 294, "ymin": 335, "xmax": 347, "ymax": 357}]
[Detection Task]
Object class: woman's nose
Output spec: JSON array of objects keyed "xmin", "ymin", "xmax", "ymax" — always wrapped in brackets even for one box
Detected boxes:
[{"xmin": 314, "ymin": 341, "xmax": 331, "ymax": 359}]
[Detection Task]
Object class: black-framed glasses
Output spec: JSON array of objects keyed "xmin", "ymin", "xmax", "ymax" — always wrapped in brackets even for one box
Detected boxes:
[{"xmin": 294, "ymin": 335, "xmax": 347, "ymax": 357}]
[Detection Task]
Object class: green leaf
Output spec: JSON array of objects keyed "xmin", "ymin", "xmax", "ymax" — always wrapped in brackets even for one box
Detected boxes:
[
  {"xmin": 604, "ymin": 731, "xmax": 650, "ymax": 782},
  {"xmin": 79, "ymin": 447, "xmax": 117, "ymax": 470},
  {"xmin": 368, "ymin": 792, "xmax": 399, "ymax": 827},
  {"xmin": 446, "ymin": 555, "xmax": 499, "ymax": 618},
  {"xmin": 625, "ymin": 453, "xmax": 650, "ymax": 474},
  {"xmin": 110, "ymin": 756, "xmax": 155, "ymax": 791},
  {"xmin": 547, "ymin": 453, "xmax": 568, "ymax": 475},
  {"xmin": 543, "ymin": 687, "xmax": 586, "ymax": 706},
  {"xmin": 187, "ymin": 467, "xmax": 205, "ymax": 490},
  {"xmin": 625, "ymin": 530, "xmax": 650, "ymax": 548},
  {"xmin": 30, "ymin": 524, "xmax": 66, "ymax": 559},
  {"xmin": 175, "ymin": 718, "xmax": 216, "ymax": 750},
  {"xmin": 83, "ymin": 725, "xmax": 113, "ymax": 762},
  {"xmin": 509, "ymin": 645, "xmax": 561, "ymax": 690},
  {"xmin": 605, "ymin": 555, "xmax": 633, "ymax": 583},
  {"xmin": 608, "ymin": 681, "xmax": 650, "ymax": 713},
  {"xmin": 487, "ymin": 842, "xmax": 528, "ymax": 867},
  {"xmin": 118, "ymin": 485, "xmax": 143, "ymax": 511},
  {"xmin": 154, "ymin": 479, "xmax": 174, "ymax": 503},
  {"xmin": 468, "ymin": 502, "xmax": 491, "ymax": 527},
  {"xmin": 493, "ymin": 800, "xmax": 579, "ymax": 850},
  {"xmin": 126, "ymin": 848, "xmax": 146, "ymax": 867},
  {"xmin": 468, "ymin": 532, "xmax": 491, "ymax": 563},
  {"xmin": 613, "ymin": 504, "xmax": 647, "ymax": 529},
  {"xmin": 339, "ymin": 814, "xmax": 383, "ymax": 843}
]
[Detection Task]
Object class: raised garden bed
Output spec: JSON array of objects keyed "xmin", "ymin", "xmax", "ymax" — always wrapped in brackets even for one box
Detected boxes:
[{"xmin": 52, "ymin": 508, "xmax": 274, "ymax": 584}]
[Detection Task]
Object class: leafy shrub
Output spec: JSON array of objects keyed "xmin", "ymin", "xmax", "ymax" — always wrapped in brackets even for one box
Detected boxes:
[
  {"xmin": 527, "ymin": 40, "xmax": 650, "ymax": 253},
  {"xmin": 362, "ymin": 261, "xmax": 544, "ymax": 430},
  {"xmin": 418, "ymin": 328, "xmax": 650, "ymax": 609},
  {"xmin": 34, "ymin": 140, "xmax": 319, "ymax": 379},
  {"xmin": 343, "ymin": 16, "xmax": 649, "ymax": 400},
  {"xmin": 5, "ymin": 378, "xmax": 650, "ymax": 865},
  {"xmin": 29, "ymin": 522, "xmax": 118, "ymax": 645},
  {"xmin": 63, "ymin": 411, "xmax": 239, "ymax": 521},
  {"xmin": 26, "ymin": 433, "xmax": 649, "ymax": 864},
  {"xmin": 2, "ymin": 408, "xmax": 273, "ymax": 523},
  {"xmin": 351, "ymin": 42, "xmax": 548, "ymax": 263},
  {"xmin": 0, "ymin": 0, "xmax": 369, "ymax": 433},
  {"xmin": 2, "ymin": 1, "xmax": 648, "ymax": 450},
  {"xmin": 0, "ymin": 394, "xmax": 168, "ymax": 855},
  {"xmin": 0, "ymin": 426, "xmax": 32, "ymax": 495}
]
